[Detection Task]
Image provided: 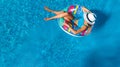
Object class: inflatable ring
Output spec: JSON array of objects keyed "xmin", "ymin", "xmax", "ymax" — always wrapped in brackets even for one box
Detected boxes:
[{"xmin": 58, "ymin": 5, "xmax": 89, "ymax": 37}]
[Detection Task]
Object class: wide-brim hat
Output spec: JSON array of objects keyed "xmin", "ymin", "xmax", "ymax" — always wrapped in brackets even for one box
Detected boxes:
[{"xmin": 84, "ymin": 12, "xmax": 96, "ymax": 25}]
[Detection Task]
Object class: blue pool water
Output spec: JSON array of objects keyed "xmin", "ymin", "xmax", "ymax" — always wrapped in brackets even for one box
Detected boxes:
[{"xmin": 0, "ymin": 0, "xmax": 120, "ymax": 67}]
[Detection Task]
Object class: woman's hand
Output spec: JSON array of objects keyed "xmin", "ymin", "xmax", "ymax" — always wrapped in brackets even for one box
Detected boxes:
[
  {"xmin": 85, "ymin": 27, "xmax": 92, "ymax": 35},
  {"xmin": 64, "ymin": 22, "xmax": 70, "ymax": 27}
]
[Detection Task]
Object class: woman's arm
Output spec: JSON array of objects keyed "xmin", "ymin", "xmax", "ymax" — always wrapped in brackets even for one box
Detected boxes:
[
  {"xmin": 64, "ymin": 22, "xmax": 87, "ymax": 34},
  {"xmin": 85, "ymin": 27, "xmax": 92, "ymax": 35},
  {"xmin": 69, "ymin": 25, "xmax": 87, "ymax": 34},
  {"xmin": 82, "ymin": 6, "xmax": 91, "ymax": 13}
]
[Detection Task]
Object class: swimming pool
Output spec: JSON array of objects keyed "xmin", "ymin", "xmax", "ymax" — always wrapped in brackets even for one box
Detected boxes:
[{"xmin": 0, "ymin": 0, "xmax": 120, "ymax": 67}]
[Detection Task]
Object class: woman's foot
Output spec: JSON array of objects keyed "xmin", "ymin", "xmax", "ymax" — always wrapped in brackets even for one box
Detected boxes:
[
  {"xmin": 44, "ymin": 18, "xmax": 51, "ymax": 21},
  {"xmin": 44, "ymin": 6, "xmax": 52, "ymax": 12}
]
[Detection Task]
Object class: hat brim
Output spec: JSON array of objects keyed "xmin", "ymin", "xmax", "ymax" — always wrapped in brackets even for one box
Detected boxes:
[{"xmin": 83, "ymin": 13, "xmax": 95, "ymax": 25}]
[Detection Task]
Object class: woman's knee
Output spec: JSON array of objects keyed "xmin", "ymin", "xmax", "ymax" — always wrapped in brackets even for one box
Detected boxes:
[{"xmin": 64, "ymin": 17, "xmax": 71, "ymax": 22}]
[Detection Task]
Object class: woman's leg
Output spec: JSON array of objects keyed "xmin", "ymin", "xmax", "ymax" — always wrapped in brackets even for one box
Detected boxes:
[
  {"xmin": 44, "ymin": 6, "xmax": 64, "ymax": 15},
  {"xmin": 64, "ymin": 16, "xmax": 77, "ymax": 26},
  {"xmin": 44, "ymin": 12, "xmax": 69, "ymax": 21}
]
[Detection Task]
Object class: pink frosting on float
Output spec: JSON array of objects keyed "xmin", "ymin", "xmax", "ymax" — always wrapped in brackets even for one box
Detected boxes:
[
  {"xmin": 68, "ymin": 5, "xmax": 74, "ymax": 13},
  {"xmin": 81, "ymin": 30, "xmax": 86, "ymax": 36},
  {"xmin": 63, "ymin": 25, "xmax": 68, "ymax": 30}
]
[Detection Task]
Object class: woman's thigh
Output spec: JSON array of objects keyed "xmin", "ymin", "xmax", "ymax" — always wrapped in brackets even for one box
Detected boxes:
[{"xmin": 64, "ymin": 15, "xmax": 73, "ymax": 21}]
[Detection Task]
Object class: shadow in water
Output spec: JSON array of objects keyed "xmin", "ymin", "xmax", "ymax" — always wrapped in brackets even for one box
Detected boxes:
[
  {"xmin": 83, "ymin": 52, "xmax": 119, "ymax": 67},
  {"xmin": 83, "ymin": 45, "xmax": 120, "ymax": 67},
  {"xmin": 91, "ymin": 10, "xmax": 111, "ymax": 32}
]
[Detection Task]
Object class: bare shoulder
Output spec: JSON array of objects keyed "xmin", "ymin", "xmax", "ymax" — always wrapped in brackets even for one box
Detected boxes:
[{"xmin": 81, "ymin": 6, "xmax": 91, "ymax": 13}]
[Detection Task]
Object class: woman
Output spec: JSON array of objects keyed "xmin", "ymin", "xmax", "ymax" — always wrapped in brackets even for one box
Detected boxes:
[{"xmin": 44, "ymin": 6, "xmax": 96, "ymax": 35}]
